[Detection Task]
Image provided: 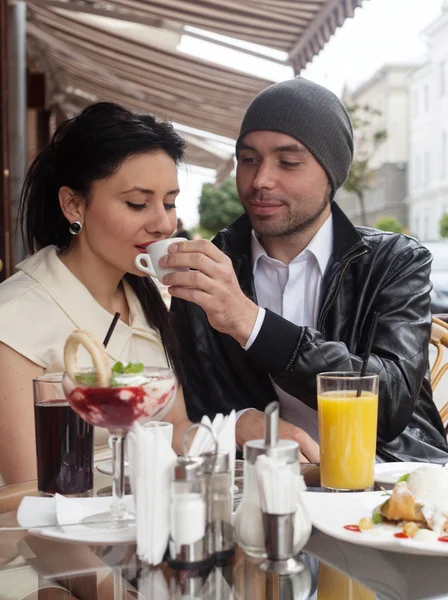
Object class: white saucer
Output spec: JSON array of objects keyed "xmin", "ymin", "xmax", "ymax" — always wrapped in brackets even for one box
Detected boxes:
[
  {"xmin": 17, "ymin": 495, "xmax": 136, "ymax": 544},
  {"xmin": 96, "ymin": 459, "xmax": 130, "ymax": 478},
  {"xmin": 374, "ymin": 461, "xmax": 444, "ymax": 486}
]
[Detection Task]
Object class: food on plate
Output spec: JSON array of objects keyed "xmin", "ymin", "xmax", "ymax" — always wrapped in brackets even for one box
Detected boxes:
[{"xmin": 360, "ymin": 466, "xmax": 448, "ymax": 539}]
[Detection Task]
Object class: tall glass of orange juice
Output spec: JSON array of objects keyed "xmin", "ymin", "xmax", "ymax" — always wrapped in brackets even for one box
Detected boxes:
[
  {"xmin": 318, "ymin": 562, "xmax": 376, "ymax": 599},
  {"xmin": 317, "ymin": 372, "xmax": 379, "ymax": 492}
]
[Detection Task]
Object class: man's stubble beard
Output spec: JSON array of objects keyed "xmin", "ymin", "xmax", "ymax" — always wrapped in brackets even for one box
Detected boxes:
[{"xmin": 244, "ymin": 191, "xmax": 331, "ymax": 239}]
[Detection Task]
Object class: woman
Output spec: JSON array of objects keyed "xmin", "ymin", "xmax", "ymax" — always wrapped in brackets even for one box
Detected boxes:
[{"xmin": 0, "ymin": 102, "xmax": 192, "ymax": 485}]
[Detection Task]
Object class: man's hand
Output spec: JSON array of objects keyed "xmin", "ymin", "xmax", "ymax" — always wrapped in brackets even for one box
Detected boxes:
[
  {"xmin": 236, "ymin": 409, "xmax": 320, "ymax": 463},
  {"xmin": 161, "ymin": 239, "xmax": 259, "ymax": 346}
]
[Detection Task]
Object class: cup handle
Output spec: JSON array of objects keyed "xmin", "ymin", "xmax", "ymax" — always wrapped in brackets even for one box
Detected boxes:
[{"xmin": 135, "ymin": 254, "xmax": 157, "ymax": 277}]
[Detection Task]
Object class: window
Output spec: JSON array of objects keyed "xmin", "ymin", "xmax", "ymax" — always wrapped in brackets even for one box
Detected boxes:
[
  {"xmin": 413, "ymin": 90, "xmax": 419, "ymax": 117},
  {"xmin": 416, "ymin": 155, "xmax": 421, "ymax": 188},
  {"xmin": 441, "ymin": 62, "xmax": 446, "ymax": 97},
  {"xmin": 442, "ymin": 131, "xmax": 447, "ymax": 179},
  {"xmin": 412, "ymin": 213, "xmax": 419, "ymax": 237},
  {"xmin": 424, "ymin": 85, "xmax": 429, "ymax": 112},
  {"xmin": 424, "ymin": 151, "xmax": 430, "ymax": 186}
]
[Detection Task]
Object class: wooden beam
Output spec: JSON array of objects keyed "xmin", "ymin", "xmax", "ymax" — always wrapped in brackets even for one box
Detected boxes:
[{"xmin": 0, "ymin": 0, "xmax": 11, "ymax": 280}]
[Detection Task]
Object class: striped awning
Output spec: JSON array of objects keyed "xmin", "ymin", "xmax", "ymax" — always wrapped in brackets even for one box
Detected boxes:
[{"xmin": 27, "ymin": 0, "xmax": 365, "ymax": 169}]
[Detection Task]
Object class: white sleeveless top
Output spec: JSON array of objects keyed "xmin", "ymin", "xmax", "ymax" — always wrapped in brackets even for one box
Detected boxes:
[
  {"xmin": 0, "ymin": 245, "xmax": 171, "ymax": 463},
  {"xmin": 0, "ymin": 245, "xmax": 169, "ymax": 371}
]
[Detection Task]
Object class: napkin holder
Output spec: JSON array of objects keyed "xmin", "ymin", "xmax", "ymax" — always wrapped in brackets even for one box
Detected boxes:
[
  {"xmin": 259, "ymin": 513, "xmax": 304, "ymax": 575},
  {"xmin": 256, "ymin": 401, "xmax": 306, "ymax": 575}
]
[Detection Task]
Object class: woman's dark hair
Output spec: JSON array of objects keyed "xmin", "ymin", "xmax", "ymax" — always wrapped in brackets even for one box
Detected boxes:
[{"xmin": 19, "ymin": 101, "xmax": 186, "ymax": 377}]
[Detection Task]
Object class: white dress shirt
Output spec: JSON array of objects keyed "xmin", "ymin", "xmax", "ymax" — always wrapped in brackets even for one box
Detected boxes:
[{"xmin": 243, "ymin": 215, "xmax": 334, "ymax": 441}]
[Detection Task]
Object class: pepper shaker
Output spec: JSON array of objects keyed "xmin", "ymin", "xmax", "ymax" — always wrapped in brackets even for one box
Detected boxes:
[{"xmin": 202, "ymin": 450, "xmax": 235, "ymax": 562}]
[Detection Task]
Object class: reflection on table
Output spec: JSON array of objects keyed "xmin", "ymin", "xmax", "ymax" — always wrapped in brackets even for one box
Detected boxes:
[{"xmin": 1, "ymin": 470, "xmax": 448, "ymax": 600}]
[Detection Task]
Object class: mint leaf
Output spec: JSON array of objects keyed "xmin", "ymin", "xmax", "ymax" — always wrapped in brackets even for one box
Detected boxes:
[
  {"xmin": 373, "ymin": 511, "xmax": 382, "ymax": 525},
  {"xmin": 112, "ymin": 361, "xmax": 125, "ymax": 374},
  {"xmin": 75, "ymin": 372, "xmax": 97, "ymax": 386},
  {"xmin": 124, "ymin": 362, "xmax": 144, "ymax": 374},
  {"xmin": 110, "ymin": 374, "xmax": 123, "ymax": 388},
  {"xmin": 397, "ymin": 473, "xmax": 410, "ymax": 483}
]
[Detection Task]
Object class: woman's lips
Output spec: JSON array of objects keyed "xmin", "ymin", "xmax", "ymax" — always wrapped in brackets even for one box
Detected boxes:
[{"xmin": 135, "ymin": 241, "xmax": 156, "ymax": 251}]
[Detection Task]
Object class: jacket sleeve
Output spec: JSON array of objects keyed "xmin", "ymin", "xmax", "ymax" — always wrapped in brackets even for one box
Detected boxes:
[{"xmin": 245, "ymin": 243, "xmax": 433, "ymax": 443}]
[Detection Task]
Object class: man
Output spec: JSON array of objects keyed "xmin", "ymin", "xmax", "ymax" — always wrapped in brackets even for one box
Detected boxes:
[{"xmin": 163, "ymin": 78, "xmax": 448, "ymax": 463}]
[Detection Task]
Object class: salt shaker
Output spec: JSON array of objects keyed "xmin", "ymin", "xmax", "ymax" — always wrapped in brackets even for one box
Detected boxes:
[
  {"xmin": 168, "ymin": 455, "xmax": 214, "ymax": 570},
  {"xmin": 202, "ymin": 450, "xmax": 235, "ymax": 562}
]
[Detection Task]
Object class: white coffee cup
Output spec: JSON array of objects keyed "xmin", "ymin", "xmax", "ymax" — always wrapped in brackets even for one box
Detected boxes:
[
  {"xmin": 142, "ymin": 421, "xmax": 174, "ymax": 446},
  {"xmin": 135, "ymin": 237, "xmax": 188, "ymax": 280}
]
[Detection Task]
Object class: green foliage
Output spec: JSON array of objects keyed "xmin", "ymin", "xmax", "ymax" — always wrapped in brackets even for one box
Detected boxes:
[
  {"xmin": 344, "ymin": 159, "xmax": 371, "ymax": 195},
  {"xmin": 198, "ymin": 177, "xmax": 243, "ymax": 235},
  {"xmin": 440, "ymin": 214, "xmax": 448, "ymax": 238},
  {"xmin": 190, "ymin": 225, "xmax": 214, "ymax": 240},
  {"xmin": 374, "ymin": 216, "xmax": 404, "ymax": 234},
  {"xmin": 343, "ymin": 104, "xmax": 388, "ymax": 225}
]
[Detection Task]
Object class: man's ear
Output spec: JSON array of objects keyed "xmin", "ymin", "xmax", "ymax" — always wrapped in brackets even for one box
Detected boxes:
[{"xmin": 59, "ymin": 186, "xmax": 85, "ymax": 224}]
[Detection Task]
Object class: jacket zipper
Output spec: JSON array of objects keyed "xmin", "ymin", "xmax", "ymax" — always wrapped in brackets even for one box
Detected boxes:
[{"xmin": 318, "ymin": 249, "xmax": 368, "ymax": 332}]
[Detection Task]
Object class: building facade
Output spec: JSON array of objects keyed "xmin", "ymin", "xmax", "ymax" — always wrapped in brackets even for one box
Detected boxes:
[
  {"xmin": 336, "ymin": 64, "xmax": 415, "ymax": 228},
  {"xmin": 408, "ymin": 10, "xmax": 448, "ymax": 241}
]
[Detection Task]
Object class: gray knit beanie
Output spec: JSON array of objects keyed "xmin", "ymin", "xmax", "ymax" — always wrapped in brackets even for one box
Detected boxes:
[{"xmin": 236, "ymin": 77, "xmax": 354, "ymax": 199}]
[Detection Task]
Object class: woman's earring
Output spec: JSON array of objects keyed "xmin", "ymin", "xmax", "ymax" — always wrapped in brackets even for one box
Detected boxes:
[{"xmin": 69, "ymin": 221, "xmax": 83, "ymax": 235}]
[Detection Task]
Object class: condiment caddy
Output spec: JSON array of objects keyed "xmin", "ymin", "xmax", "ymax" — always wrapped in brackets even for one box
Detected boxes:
[
  {"xmin": 234, "ymin": 401, "xmax": 312, "ymax": 574},
  {"xmin": 168, "ymin": 422, "xmax": 236, "ymax": 570}
]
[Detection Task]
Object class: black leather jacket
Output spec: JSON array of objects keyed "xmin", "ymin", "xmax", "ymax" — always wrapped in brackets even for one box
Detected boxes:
[{"xmin": 171, "ymin": 204, "xmax": 448, "ymax": 463}]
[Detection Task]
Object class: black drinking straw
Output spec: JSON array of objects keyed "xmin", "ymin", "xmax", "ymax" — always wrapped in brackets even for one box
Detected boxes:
[
  {"xmin": 103, "ymin": 312, "xmax": 120, "ymax": 348},
  {"xmin": 356, "ymin": 311, "xmax": 380, "ymax": 397}
]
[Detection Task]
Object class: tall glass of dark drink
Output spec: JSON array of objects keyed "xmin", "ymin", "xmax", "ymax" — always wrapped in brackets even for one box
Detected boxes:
[{"xmin": 34, "ymin": 373, "xmax": 94, "ymax": 497}]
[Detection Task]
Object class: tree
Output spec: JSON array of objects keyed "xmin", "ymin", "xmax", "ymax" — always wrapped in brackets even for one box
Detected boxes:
[
  {"xmin": 374, "ymin": 216, "xmax": 404, "ymax": 234},
  {"xmin": 343, "ymin": 104, "xmax": 388, "ymax": 226},
  {"xmin": 198, "ymin": 176, "xmax": 243, "ymax": 236},
  {"xmin": 440, "ymin": 214, "xmax": 448, "ymax": 238}
]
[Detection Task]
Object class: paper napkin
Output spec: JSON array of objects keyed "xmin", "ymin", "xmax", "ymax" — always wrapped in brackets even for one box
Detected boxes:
[{"xmin": 127, "ymin": 422, "xmax": 176, "ymax": 565}]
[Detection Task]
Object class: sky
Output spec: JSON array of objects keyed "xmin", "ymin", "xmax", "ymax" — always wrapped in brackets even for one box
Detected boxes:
[{"xmin": 176, "ymin": 0, "xmax": 445, "ymax": 229}]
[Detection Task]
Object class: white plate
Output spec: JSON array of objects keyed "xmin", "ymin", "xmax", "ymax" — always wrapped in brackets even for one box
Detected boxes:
[
  {"xmin": 17, "ymin": 496, "xmax": 136, "ymax": 544},
  {"xmin": 374, "ymin": 461, "xmax": 444, "ymax": 486},
  {"xmin": 96, "ymin": 459, "xmax": 130, "ymax": 478},
  {"xmin": 301, "ymin": 491, "xmax": 448, "ymax": 556},
  {"xmin": 305, "ymin": 532, "xmax": 448, "ymax": 600}
]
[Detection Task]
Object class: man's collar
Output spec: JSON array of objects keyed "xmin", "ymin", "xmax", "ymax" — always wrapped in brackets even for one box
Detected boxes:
[
  {"xmin": 299, "ymin": 214, "xmax": 333, "ymax": 274},
  {"xmin": 250, "ymin": 214, "xmax": 333, "ymax": 275},
  {"xmin": 214, "ymin": 202, "xmax": 369, "ymax": 267}
]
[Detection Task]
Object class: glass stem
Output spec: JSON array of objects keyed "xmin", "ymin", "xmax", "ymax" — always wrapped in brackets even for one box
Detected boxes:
[{"xmin": 110, "ymin": 432, "xmax": 126, "ymax": 520}]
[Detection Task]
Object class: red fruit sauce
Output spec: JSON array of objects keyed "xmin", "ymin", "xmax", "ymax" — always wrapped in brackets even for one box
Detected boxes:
[{"xmin": 68, "ymin": 386, "xmax": 147, "ymax": 430}]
